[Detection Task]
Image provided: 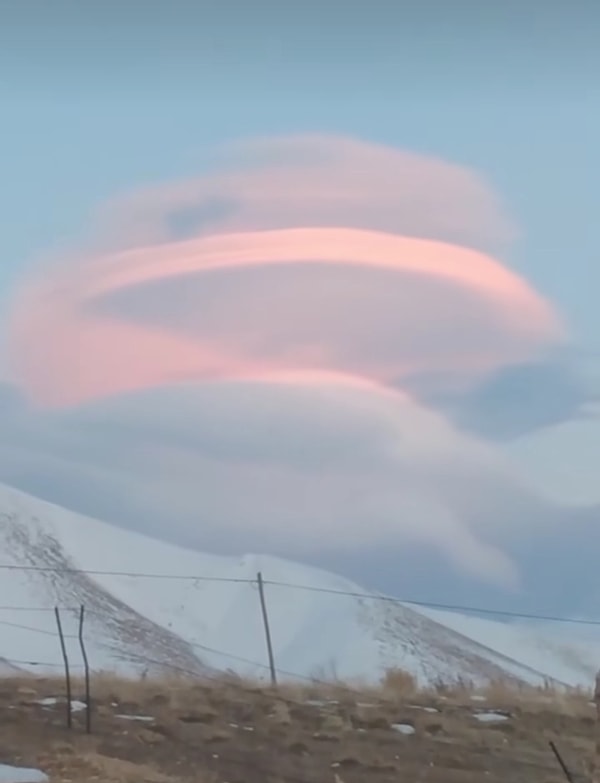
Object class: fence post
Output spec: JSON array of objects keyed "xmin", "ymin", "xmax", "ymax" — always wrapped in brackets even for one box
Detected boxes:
[
  {"xmin": 256, "ymin": 572, "xmax": 277, "ymax": 687},
  {"xmin": 549, "ymin": 742, "xmax": 575, "ymax": 783},
  {"xmin": 78, "ymin": 605, "xmax": 92, "ymax": 734},
  {"xmin": 54, "ymin": 607, "xmax": 72, "ymax": 729},
  {"xmin": 593, "ymin": 670, "xmax": 600, "ymax": 783}
]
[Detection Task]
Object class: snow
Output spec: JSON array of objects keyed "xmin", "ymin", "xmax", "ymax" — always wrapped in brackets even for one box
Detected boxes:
[
  {"xmin": 116, "ymin": 714, "xmax": 154, "ymax": 722},
  {"xmin": 418, "ymin": 606, "xmax": 600, "ymax": 686},
  {"xmin": 473, "ymin": 711, "xmax": 510, "ymax": 723},
  {"xmin": 0, "ymin": 765, "xmax": 48, "ymax": 783},
  {"xmin": 1, "ymin": 481, "xmax": 600, "ymax": 687},
  {"xmin": 36, "ymin": 697, "xmax": 86, "ymax": 712},
  {"xmin": 391, "ymin": 723, "xmax": 416, "ymax": 735}
]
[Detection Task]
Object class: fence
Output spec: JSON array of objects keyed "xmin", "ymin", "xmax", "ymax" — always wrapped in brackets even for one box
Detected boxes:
[
  {"xmin": 2, "ymin": 566, "xmax": 599, "ymax": 781},
  {"xmin": 4, "ymin": 565, "xmax": 600, "ymax": 679},
  {"xmin": 2, "ymin": 565, "xmax": 600, "ymax": 728}
]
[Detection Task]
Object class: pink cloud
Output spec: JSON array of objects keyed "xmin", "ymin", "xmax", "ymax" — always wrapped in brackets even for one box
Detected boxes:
[
  {"xmin": 5, "ymin": 135, "xmax": 565, "ymax": 409},
  {"xmin": 97, "ymin": 134, "xmax": 518, "ymax": 253},
  {"xmin": 0, "ymin": 135, "xmax": 576, "ymax": 585}
]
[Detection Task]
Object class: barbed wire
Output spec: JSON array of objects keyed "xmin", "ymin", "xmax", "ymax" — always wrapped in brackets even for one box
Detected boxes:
[
  {"xmin": 4, "ymin": 636, "xmax": 408, "ymax": 706},
  {"xmin": 5, "ymin": 627, "xmax": 575, "ymax": 706},
  {"xmin": 0, "ymin": 562, "xmax": 253, "ymax": 583},
  {"xmin": 0, "ymin": 654, "xmax": 561, "ymax": 783},
  {"xmin": 5, "ymin": 657, "xmax": 84, "ymax": 669},
  {"xmin": 4, "ymin": 646, "xmax": 368, "ymax": 719},
  {"xmin": 0, "ymin": 605, "xmax": 83, "ymax": 612},
  {"xmin": 185, "ymin": 638, "xmax": 370, "ymax": 691},
  {"xmin": 0, "ymin": 650, "xmax": 343, "ymax": 783},
  {"xmin": 123, "ymin": 649, "xmax": 402, "ymax": 709},
  {"xmin": 1, "ymin": 560, "xmax": 600, "ymax": 627},
  {"xmin": 261, "ymin": 579, "xmax": 600, "ymax": 626},
  {"xmin": 0, "ymin": 618, "xmax": 78, "ymax": 638}
]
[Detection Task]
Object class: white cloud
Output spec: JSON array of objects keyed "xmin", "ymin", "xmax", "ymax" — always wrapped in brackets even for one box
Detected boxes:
[
  {"xmin": 0, "ymin": 375, "xmax": 525, "ymax": 587},
  {"xmin": 0, "ymin": 133, "xmax": 590, "ymax": 605}
]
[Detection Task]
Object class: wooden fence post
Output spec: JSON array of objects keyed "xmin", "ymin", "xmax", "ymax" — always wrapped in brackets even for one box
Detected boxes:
[{"xmin": 257, "ymin": 572, "xmax": 277, "ymax": 687}]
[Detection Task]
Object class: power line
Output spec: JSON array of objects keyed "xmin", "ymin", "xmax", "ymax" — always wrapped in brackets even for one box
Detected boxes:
[
  {"xmin": 262, "ymin": 579, "xmax": 600, "ymax": 627},
  {"xmin": 0, "ymin": 618, "xmax": 77, "ymax": 639},
  {"xmin": 0, "ymin": 562, "xmax": 254, "ymax": 583},
  {"xmin": 5, "ymin": 658, "xmax": 82, "ymax": 669},
  {"xmin": 0, "ymin": 605, "xmax": 81, "ymax": 612},
  {"xmin": 2, "ymin": 560, "xmax": 600, "ymax": 627}
]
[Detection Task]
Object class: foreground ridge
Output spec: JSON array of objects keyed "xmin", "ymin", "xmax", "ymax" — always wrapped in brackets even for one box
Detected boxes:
[{"xmin": 0, "ymin": 670, "xmax": 596, "ymax": 783}]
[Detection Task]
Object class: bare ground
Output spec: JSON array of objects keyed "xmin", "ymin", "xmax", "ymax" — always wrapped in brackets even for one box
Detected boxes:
[{"xmin": 0, "ymin": 671, "xmax": 596, "ymax": 782}]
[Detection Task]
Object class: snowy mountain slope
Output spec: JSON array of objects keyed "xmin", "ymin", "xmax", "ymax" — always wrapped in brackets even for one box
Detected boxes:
[
  {"xmin": 417, "ymin": 606, "xmax": 600, "ymax": 686},
  {"xmin": 0, "ymin": 481, "xmax": 598, "ymax": 687}
]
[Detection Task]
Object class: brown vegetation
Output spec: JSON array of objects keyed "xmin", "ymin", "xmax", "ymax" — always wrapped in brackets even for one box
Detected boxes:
[{"xmin": 0, "ymin": 668, "xmax": 596, "ymax": 782}]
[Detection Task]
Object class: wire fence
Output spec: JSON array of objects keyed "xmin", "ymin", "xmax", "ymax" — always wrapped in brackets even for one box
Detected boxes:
[
  {"xmin": 0, "ymin": 564, "xmax": 592, "ymax": 783},
  {"xmin": 0, "ymin": 638, "xmax": 582, "ymax": 783},
  {"xmin": 1, "ymin": 563, "xmax": 599, "ymax": 734},
  {"xmin": 3, "ymin": 562, "xmax": 600, "ymax": 695},
  {"xmin": 2, "ymin": 560, "xmax": 600, "ymax": 624}
]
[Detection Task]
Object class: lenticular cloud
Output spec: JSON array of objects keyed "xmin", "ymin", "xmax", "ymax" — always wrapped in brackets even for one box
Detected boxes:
[
  {"xmin": 7, "ymin": 135, "xmax": 564, "ymax": 409},
  {"xmin": 0, "ymin": 134, "xmax": 573, "ymax": 586}
]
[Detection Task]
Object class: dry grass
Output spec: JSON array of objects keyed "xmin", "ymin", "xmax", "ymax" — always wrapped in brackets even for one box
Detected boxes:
[
  {"xmin": 0, "ymin": 668, "xmax": 596, "ymax": 782},
  {"xmin": 380, "ymin": 666, "xmax": 419, "ymax": 698}
]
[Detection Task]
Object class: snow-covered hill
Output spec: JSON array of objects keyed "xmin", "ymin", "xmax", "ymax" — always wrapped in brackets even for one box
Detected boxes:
[{"xmin": 0, "ymin": 482, "xmax": 598, "ymax": 688}]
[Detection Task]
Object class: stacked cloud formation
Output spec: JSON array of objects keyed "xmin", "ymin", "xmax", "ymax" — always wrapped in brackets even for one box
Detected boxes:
[
  {"xmin": 0, "ymin": 135, "xmax": 588, "ymax": 593},
  {"xmin": 9, "ymin": 135, "xmax": 564, "ymax": 408}
]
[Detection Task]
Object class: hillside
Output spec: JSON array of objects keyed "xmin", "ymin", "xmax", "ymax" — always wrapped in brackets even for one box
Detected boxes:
[
  {"xmin": 0, "ymin": 482, "xmax": 599, "ymax": 687},
  {"xmin": 0, "ymin": 672, "xmax": 595, "ymax": 783}
]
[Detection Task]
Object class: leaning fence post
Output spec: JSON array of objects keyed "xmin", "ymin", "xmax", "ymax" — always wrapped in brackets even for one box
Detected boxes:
[
  {"xmin": 54, "ymin": 607, "xmax": 72, "ymax": 729},
  {"xmin": 549, "ymin": 741, "xmax": 575, "ymax": 783},
  {"xmin": 78, "ymin": 605, "xmax": 92, "ymax": 734},
  {"xmin": 256, "ymin": 572, "xmax": 277, "ymax": 687}
]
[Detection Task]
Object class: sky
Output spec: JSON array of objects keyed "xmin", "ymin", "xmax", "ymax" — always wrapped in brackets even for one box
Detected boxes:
[{"xmin": 0, "ymin": 0, "xmax": 599, "ymax": 614}]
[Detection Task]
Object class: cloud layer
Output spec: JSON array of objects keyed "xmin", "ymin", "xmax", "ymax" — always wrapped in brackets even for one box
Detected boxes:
[
  {"xmin": 0, "ymin": 134, "xmax": 593, "ymax": 600},
  {"xmin": 0, "ymin": 375, "xmax": 533, "ymax": 587},
  {"xmin": 10, "ymin": 226, "xmax": 563, "ymax": 408}
]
